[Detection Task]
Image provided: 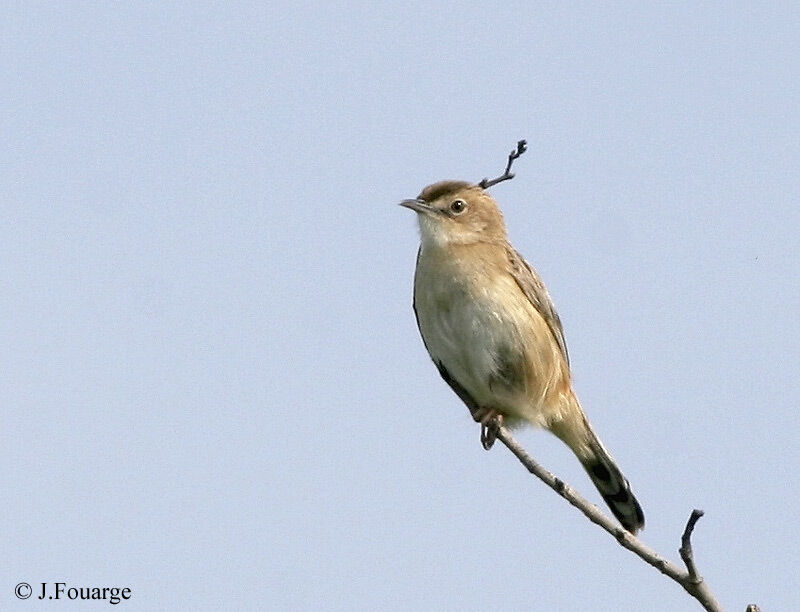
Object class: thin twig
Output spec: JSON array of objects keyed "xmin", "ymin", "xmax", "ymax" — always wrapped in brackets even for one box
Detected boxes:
[
  {"xmin": 492, "ymin": 423, "xmax": 725, "ymax": 612},
  {"xmin": 478, "ymin": 140, "xmax": 528, "ymax": 188},
  {"xmin": 679, "ymin": 509, "xmax": 705, "ymax": 583}
]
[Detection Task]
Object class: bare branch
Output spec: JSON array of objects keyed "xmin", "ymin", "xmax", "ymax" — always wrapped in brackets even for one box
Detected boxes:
[
  {"xmin": 679, "ymin": 509, "xmax": 705, "ymax": 583},
  {"xmin": 492, "ymin": 423, "xmax": 727, "ymax": 612},
  {"xmin": 478, "ymin": 140, "xmax": 528, "ymax": 188}
]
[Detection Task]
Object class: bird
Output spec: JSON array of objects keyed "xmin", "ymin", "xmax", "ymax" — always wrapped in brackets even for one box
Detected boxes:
[{"xmin": 401, "ymin": 179, "xmax": 645, "ymax": 534}]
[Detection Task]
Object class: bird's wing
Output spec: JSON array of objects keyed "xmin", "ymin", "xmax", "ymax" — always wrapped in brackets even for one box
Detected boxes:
[{"xmin": 506, "ymin": 246, "xmax": 570, "ymax": 367}]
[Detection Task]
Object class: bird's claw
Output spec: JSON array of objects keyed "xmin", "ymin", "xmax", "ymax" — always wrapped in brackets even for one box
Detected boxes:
[{"xmin": 473, "ymin": 407, "xmax": 503, "ymax": 450}]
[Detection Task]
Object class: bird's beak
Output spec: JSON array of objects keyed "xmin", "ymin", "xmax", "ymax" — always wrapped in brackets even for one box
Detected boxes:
[{"xmin": 399, "ymin": 198, "xmax": 432, "ymax": 214}]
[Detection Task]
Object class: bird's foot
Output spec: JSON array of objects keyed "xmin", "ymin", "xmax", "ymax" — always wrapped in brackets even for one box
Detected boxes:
[{"xmin": 472, "ymin": 407, "xmax": 503, "ymax": 450}]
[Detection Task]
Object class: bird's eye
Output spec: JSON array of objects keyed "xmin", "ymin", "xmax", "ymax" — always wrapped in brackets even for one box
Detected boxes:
[{"xmin": 449, "ymin": 199, "xmax": 467, "ymax": 214}]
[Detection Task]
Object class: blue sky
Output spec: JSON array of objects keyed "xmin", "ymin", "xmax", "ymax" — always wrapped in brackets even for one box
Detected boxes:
[{"xmin": 2, "ymin": 3, "xmax": 798, "ymax": 610}]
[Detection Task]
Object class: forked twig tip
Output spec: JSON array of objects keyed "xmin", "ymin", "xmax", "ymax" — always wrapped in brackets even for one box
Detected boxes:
[
  {"xmin": 478, "ymin": 139, "xmax": 529, "ymax": 189},
  {"xmin": 679, "ymin": 509, "xmax": 706, "ymax": 583}
]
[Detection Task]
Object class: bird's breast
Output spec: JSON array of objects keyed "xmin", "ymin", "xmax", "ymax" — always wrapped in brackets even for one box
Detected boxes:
[
  {"xmin": 415, "ymin": 268, "xmax": 528, "ymax": 366},
  {"xmin": 413, "ymin": 246, "xmax": 562, "ymax": 419}
]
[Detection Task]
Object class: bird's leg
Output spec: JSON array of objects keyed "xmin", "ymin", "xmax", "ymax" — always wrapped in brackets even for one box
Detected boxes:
[
  {"xmin": 481, "ymin": 415, "xmax": 503, "ymax": 450},
  {"xmin": 471, "ymin": 407, "xmax": 504, "ymax": 450}
]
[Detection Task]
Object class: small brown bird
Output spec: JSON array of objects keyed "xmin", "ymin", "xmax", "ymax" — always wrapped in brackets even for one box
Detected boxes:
[{"xmin": 401, "ymin": 179, "xmax": 645, "ymax": 534}]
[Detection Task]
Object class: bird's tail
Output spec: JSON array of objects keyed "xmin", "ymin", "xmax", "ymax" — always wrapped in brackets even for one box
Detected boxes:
[{"xmin": 549, "ymin": 402, "xmax": 645, "ymax": 534}]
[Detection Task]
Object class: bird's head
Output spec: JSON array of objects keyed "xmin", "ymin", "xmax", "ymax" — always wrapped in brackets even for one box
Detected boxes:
[{"xmin": 400, "ymin": 180, "xmax": 508, "ymax": 248}]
